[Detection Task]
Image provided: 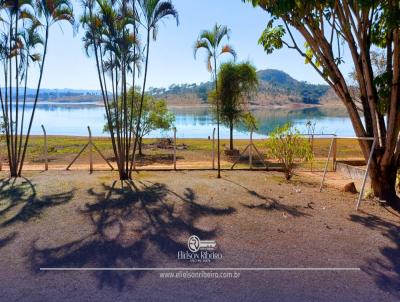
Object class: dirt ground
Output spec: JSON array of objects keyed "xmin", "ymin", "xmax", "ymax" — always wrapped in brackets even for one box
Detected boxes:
[{"xmin": 0, "ymin": 170, "xmax": 399, "ymax": 302}]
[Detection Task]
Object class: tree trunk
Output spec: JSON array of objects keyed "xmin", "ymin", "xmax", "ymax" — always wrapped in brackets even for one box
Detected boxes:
[
  {"xmin": 18, "ymin": 25, "xmax": 49, "ymax": 176},
  {"xmin": 130, "ymin": 28, "xmax": 150, "ymax": 178},
  {"xmin": 229, "ymin": 120, "xmax": 234, "ymax": 151},
  {"xmin": 139, "ymin": 136, "xmax": 143, "ymax": 156},
  {"xmin": 369, "ymin": 160, "xmax": 399, "ymax": 206}
]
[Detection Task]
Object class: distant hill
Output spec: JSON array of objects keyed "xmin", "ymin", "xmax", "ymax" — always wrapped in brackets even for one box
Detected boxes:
[
  {"xmin": 1, "ymin": 88, "xmax": 102, "ymax": 103},
  {"xmin": 148, "ymin": 69, "xmax": 340, "ymax": 108},
  {"xmin": 3, "ymin": 69, "xmax": 342, "ymax": 107}
]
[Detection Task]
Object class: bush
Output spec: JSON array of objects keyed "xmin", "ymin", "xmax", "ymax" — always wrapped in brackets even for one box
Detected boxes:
[{"xmin": 267, "ymin": 123, "xmax": 313, "ymax": 180}]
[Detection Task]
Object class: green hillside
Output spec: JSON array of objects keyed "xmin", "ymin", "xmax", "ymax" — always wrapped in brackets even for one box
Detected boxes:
[{"xmin": 148, "ymin": 69, "xmax": 333, "ymax": 107}]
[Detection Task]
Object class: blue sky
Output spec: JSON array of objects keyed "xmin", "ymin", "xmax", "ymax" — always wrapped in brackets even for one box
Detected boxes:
[{"xmin": 38, "ymin": 0, "xmax": 352, "ymax": 90}]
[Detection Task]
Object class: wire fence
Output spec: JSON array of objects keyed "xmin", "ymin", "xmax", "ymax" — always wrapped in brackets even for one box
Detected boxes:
[{"xmin": 0, "ymin": 126, "xmax": 367, "ymax": 173}]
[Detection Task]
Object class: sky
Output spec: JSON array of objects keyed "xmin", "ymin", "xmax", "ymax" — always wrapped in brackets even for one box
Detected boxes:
[{"xmin": 37, "ymin": 0, "xmax": 353, "ymax": 90}]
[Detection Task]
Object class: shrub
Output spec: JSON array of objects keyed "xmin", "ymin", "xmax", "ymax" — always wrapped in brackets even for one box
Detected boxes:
[{"xmin": 267, "ymin": 123, "xmax": 313, "ymax": 180}]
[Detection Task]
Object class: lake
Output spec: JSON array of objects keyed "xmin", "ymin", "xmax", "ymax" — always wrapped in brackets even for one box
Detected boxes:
[{"xmin": 17, "ymin": 102, "xmax": 355, "ymax": 138}]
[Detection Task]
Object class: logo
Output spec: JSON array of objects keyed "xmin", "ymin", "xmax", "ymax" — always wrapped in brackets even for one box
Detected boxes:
[
  {"xmin": 188, "ymin": 235, "xmax": 201, "ymax": 252},
  {"xmin": 187, "ymin": 235, "xmax": 216, "ymax": 252},
  {"xmin": 178, "ymin": 235, "xmax": 222, "ymax": 263}
]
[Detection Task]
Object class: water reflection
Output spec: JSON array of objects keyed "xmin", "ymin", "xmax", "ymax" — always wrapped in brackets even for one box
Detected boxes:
[{"xmin": 10, "ymin": 102, "xmax": 354, "ymax": 138}]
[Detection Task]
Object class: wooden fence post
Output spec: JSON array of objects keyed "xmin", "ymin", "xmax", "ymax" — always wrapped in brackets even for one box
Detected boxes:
[
  {"xmin": 41, "ymin": 125, "xmax": 48, "ymax": 171},
  {"xmin": 88, "ymin": 126, "xmax": 93, "ymax": 174},
  {"xmin": 212, "ymin": 128, "xmax": 216, "ymax": 170},
  {"xmin": 332, "ymin": 135, "xmax": 337, "ymax": 171},
  {"xmin": 249, "ymin": 130, "xmax": 253, "ymax": 170},
  {"xmin": 356, "ymin": 138, "xmax": 377, "ymax": 211},
  {"xmin": 319, "ymin": 137, "xmax": 335, "ymax": 192},
  {"xmin": 310, "ymin": 134, "xmax": 314, "ymax": 172},
  {"xmin": 173, "ymin": 127, "xmax": 177, "ymax": 170}
]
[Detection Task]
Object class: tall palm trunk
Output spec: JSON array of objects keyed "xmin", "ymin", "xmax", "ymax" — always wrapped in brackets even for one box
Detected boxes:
[
  {"xmin": 129, "ymin": 28, "xmax": 150, "ymax": 178},
  {"xmin": 18, "ymin": 57, "xmax": 29, "ymax": 164},
  {"xmin": 18, "ymin": 25, "xmax": 49, "ymax": 176},
  {"xmin": 14, "ymin": 12, "xmax": 20, "ymax": 176},
  {"xmin": 127, "ymin": 0, "xmax": 137, "ymax": 173},
  {"xmin": 2, "ymin": 62, "xmax": 13, "ymax": 175},
  {"xmin": 9, "ymin": 18, "xmax": 16, "ymax": 176},
  {"xmin": 214, "ymin": 55, "xmax": 221, "ymax": 178}
]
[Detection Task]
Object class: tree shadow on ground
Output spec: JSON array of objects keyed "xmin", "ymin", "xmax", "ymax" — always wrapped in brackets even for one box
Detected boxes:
[
  {"xmin": 223, "ymin": 178, "xmax": 310, "ymax": 218},
  {"xmin": 0, "ymin": 232, "xmax": 17, "ymax": 250},
  {"xmin": 0, "ymin": 178, "xmax": 74, "ymax": 227},
  {"xmin": 135, "ymin": 154, "xmax": 184, "ymax": 167},
  {"xmin": 241, "ymin": 199, "xmax": 310, "ymax": 218},
  {"xmin": 349, "ymin": 213, "xmax": 400, "ymax": 298},
  {"xmin": 29, "ymin": 180, "xmax": 236, "ymax": 291}
]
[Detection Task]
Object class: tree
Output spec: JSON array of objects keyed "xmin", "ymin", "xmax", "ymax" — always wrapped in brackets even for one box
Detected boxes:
[
  {"xmin": 242, "ymin": 111, "xmax": 259, "ymax": 133},
  {"xmin": 131, "ymin": 0, "xmax": 179, "ymax": 176},
  {"xmin": 137, "ymin": 97, "xmax": 174, "ymax": 155},
  {"xmin": 210, "ymin": 61, "xmax": 258, "ymax": 150},
  {"xmin": 81, "ymin": 0, "xmax": 140, "ymax": 180},
  {"xmin": 194, "ymin": 24, "xmax": 236, "ymax": 178},
  {"xmin": 104, "ymin": 88, "xmax": 175, "ymax": 156},
  {"xmin": 245, "ymin": 0, "xmax": 400, "ymax": 206},
  {"xmin": 0, "ymin": 0, "xmax": 74, "ymax": 177},
  {"xmin": 267, "ymin": 123, "xmax": 313, "ymax": 180},
  {"xmin": 81, "ymin": 0, "xmax": 178, "ymax": 180}
]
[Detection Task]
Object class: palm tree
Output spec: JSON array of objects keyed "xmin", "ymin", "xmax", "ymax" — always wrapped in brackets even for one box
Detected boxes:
[
  {"xmin": 213, "ymin": 61, "xmax": 258, "ymax": 151},
  {"xmin": 81, "ymin": 0, "xmax": 141, "ymax": 180},
  {"xmin": 18, "ymin": 0, "xmax": 74, "ymax": 176},
  {"xmin": 194, "ymin": 24, "xmax": 236, "ymax": 178},
  {"xmin": 18, "ymin": 21, "xmax": 43, "ymax": 165},
  {"xmin": 82, "ymin": 0, "xmax": 180, "ymax": 181},
  {"xmin": 0, "ymin": 0, "xmax": 35, "ymax": 177},
  {"xmin": 0, "ymin": 0, "xmax": 73, "ymax": 177},
  {"xmin": 129, "ymin": 0, "xmax": 179, "ymax": 176}
]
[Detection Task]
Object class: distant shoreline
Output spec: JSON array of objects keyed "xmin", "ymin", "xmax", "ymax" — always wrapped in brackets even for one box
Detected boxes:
[{"xmin": 24, "ymin": 98, "xmax": 345, "ymax": 110}]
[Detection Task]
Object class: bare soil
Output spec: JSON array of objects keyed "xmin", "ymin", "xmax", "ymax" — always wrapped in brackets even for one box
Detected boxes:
[{"xmin": 0, "ymin": 170, "xmax": 399, "ymax": 302}]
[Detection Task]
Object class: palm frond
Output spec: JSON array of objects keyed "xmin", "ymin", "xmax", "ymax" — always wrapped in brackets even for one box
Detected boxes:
[
  {"xmin": 193, "ymin": 39, "xmax": 212, "ymax": 59},
  {"xmin": 220, "ymin": 44, "xmax": 237, "ymax": 61}
]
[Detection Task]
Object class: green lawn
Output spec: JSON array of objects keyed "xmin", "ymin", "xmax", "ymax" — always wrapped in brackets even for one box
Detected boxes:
[{"xmin": 0, "ymin": 136, "xmax": 365, "ymax": 168}]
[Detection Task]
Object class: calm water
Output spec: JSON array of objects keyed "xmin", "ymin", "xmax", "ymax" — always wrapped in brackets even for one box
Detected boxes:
[{"xmin": 18, "ymin": 102, "xmax": 354, "ymax": 138}]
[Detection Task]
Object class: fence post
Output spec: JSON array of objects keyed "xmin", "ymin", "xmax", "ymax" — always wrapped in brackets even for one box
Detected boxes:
[
  {"xmin": 310, "ymin": 134, "xmax": 314, "ymax": 172},
  {"xmin": 212, "ymin": 128, "xmax": 216, "ymax": 170},
  {"xmin": 249, "ymin": 130, "xmax": 253, "ymax": 170},
  {"xmin": 173, "ymin": 127, "xmax": 177, "ymax": 170},
  {"xmin": 356, "ymin": 138, "xmax": 377, "ymax": 211},
  {"xmin": 88, "ymin": 126, "xmax": 93, "ymax": 174},
  {"xmin": 332, "ymin": 135, "xmax": 337, "ymax": 171},
  {"xmin": 41, "ymin": 125, "xmax": 48, "ymax": 171},
  {"xmin": 319, "ymin": 137, "xmax": 335, "ymax": 192}
]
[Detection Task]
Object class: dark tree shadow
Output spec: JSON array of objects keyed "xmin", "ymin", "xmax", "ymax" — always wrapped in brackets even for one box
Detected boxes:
[
  {"xmin": 241, "ymin": 198, "xmax": 310, "ymax": 218},
  {"xmin": 107, "ymin": 154, "xmax": 185, "ymax": 167},
  {"xmin": 0, "ymin": 178, "xmax": 74, "ymax": 227},
  {"xmin": 29, "ymin": 180, "xmax": 236, "ymax": 291},
  {"xmin": 0, "ymin": 232, "xmax": 17, "ymax": 249},
  {"xmin": 223, "ymin": 178, "xmax": 310, "ymax": 218},
  {"xmin": 349, "ymin": 213, "xmax": 400, "ymax": 298}
]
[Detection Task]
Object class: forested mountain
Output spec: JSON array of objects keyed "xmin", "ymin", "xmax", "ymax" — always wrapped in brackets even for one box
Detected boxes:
[
  {"xmin": 7, "ymin": 70, "xmax": 339, "ymax": 107},
  {"xmin": 148, "ymin": 69, "xmax": 338, "ymax": 107}
]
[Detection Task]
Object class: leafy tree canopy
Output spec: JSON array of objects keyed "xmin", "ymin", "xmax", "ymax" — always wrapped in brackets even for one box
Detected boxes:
[{"xmin": 244, "ymin": 0, "xmax": 400, "ymax": 203}]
